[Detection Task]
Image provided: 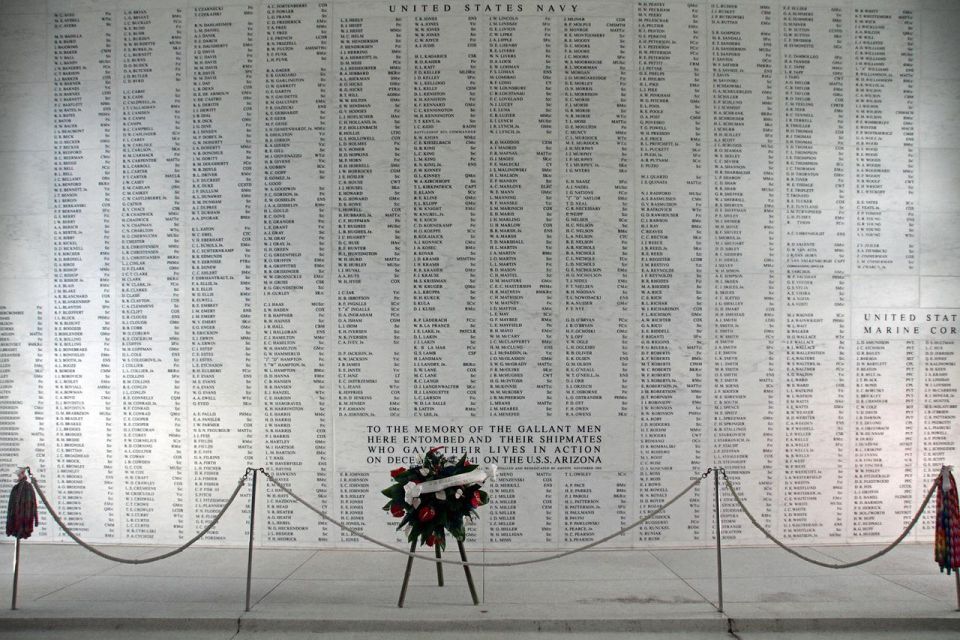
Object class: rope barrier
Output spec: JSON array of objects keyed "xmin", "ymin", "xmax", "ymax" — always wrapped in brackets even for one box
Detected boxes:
[
  {"xmin": 14, "ymin": 465, "xmax": 944, "ymax": 572},
  {"xmin": 260, "ymin": 466, "xmax": 711, "ymax": 568},
  {"xmin": 24, "ymin": 467, "xmax": 250, "ymax": 564},
  {"xmin": 720, "ymin": 468, "xmax": 938, "ymax": 569}
]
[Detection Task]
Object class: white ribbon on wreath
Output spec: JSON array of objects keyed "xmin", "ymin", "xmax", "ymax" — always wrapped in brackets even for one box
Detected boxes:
[{"xmin": 403, "ymin": 464, "xmax": 497, "ymax": 506}]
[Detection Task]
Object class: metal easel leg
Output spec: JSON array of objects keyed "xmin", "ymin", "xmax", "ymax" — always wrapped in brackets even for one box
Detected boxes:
[
  {"xmin": 435, "ymin": 544, "xmax": 444, "ymax": 586},
  {"xmin": 457, "ymin": 540, "xmax": 479, "ymax": 605},
  {"xmin": 398, "ymin": 539, "xmax": 417, "ymax": 608}
]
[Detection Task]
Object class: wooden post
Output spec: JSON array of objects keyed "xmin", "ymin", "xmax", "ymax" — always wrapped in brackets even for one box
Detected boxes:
[{"xmin": 398, "ymin": 539, "xmax": 417, "ymax": 608}]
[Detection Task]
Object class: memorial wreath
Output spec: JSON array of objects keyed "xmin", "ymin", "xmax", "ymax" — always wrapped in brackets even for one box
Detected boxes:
[{"xmin": 382, "ymin": 447, "xmax": 493, "ymax": 551}]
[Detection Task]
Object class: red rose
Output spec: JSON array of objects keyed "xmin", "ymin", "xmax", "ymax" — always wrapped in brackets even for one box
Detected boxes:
[
  {"xmin": 390, "ymin": 503, "xmax": 405, "ymax": 518},
  {"xmin": 463, "ymin": 458, "xmax": 470, "ymax": 466},
  {"xmin": 425, "ymin": 534, "xmax": 436, "ymax": 547},
  {"xmin": 418, "ymin": 505, "xmax": 436, "ymax": 522},
  {"xmin": 470, "ymin": 491, "xmax": 482, "ymax": 508},
  {"xmin": 390, "ymin": 466, "xmax": 406, "ymax": 478}
]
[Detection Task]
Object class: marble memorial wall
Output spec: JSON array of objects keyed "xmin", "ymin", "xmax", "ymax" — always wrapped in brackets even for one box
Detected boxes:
[{"xmin": 0, "ymin": 0, "xmax": 957, "ymax": 548}]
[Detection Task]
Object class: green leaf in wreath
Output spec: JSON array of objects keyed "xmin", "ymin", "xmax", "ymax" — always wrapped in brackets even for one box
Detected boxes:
[{"xmin": 381, "ymin": 484, "xmax": 404, "ymax": 499}]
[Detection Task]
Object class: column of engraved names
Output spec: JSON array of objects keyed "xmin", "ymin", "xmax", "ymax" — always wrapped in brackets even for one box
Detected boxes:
[
  {"xmin": 853, "ymin": 7, "xmax": 915, "ymax": 274},
  {"xmin": 559, "ymin": 469, "xmax": 630, "ymax": 542},
  {"xmin": 559, "ymin": 13, "xmax": 630, "ymax": 420},
  {"xmin": 51, "ymin": 9, "xmax": 117, "ymax": 539},
  {"xmin": 0, "ymin": 312, "xmax": 22, "ymax": 472},
  {"xmin": 708, "ymin": 3, "xmax": 777, "ymax": 538},
  {"xmin": 189, "ymin": 5, "xmax": 255, "ymax": 540},
  {"xmin": 560, "ymin": 472, "xmax": 598, "ymax": 543},
  {"xmin": 335, "ymin": 12, "xmax": 402, "ymax": 540},
  {"xmin": 778, "ymin": 3, "xmax": 848, "ymax": 541},
  {"xmin": 119, "ymin": 6, "xmax": 186, "ymax": 542},
  {"xmin": 260, "ymin": 1, "xmax": 330, "ymax": 544},
  {"xmin": 557, "ymin": 10, "xmax": 632, "ymax": 542},
  {"xmin": 410, "ymin": 13, "xmax": 478, "ymax": 418},
  {"xmin": 335, "ymin": 14, "xmax": 397, "ymax": 420},
  {"xmin": 852, "ymin": 336, "xmax": 914, "ymax": 536},
  {"xmin": 485, "ymin": 14, "xmax": 554, "ymax": 421},
  {"xmin": 486, "ymin": 468, "xmax": 555, "ymax": 544},
  {"xmin": 919, "ymin": 336, "xmax": 959, "ymax": 533},
  {"xmin": 0, "ymin": 305, "xmax": 49, "ymax": 539},
  {"xmin": 557, "ymin": 465, "xmax": 629, "ymax": 543},
  {"xmin": 482, "ymin": 15, "xmax": 560, "ymax": 545},
  {"xmin": 483, "ymin": 13, "xmax": 557, "ymax": 545},
  {"xmin": 634, "ymin": 0, "xmax": 705, "ymax": 544},
  {"xmin": 851, "ymin": 7, "xmax": 916, "ymax": 538}
]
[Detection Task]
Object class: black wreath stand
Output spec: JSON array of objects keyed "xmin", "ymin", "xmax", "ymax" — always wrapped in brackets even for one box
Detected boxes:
[{"xmin": 397, "ymin": 538, "xmax": 479, "ymax": 607}]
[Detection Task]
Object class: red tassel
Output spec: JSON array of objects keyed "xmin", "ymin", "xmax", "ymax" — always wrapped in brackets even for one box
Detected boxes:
[
  {"xmin": 935, "ymin": 468, "xmax": 960, "ymax": 575},
  {"xmin": 6, "ymin": 477, "xmax": 39, "ymax": 540}
]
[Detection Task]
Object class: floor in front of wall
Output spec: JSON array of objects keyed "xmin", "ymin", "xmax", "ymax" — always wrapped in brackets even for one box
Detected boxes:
[{"xmin": 0, "ymin": 541, "xmax": 957, "ymax": 638}]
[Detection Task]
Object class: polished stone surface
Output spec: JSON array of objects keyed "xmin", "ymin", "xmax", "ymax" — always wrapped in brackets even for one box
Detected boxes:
[{"xmin": 0, "ymin": 541, "xmax": 957, "ymax": 637}]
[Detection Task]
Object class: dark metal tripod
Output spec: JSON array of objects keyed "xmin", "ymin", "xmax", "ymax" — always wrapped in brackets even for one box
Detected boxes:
[{"xmin": 397, "ymin": 538, "xmax": 479, "ymax": 607}]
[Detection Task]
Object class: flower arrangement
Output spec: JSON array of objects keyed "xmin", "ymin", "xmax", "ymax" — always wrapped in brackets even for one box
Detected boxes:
[{"xmin": 382, "ymin": 447, "xmax": 493, "ymax": 551}]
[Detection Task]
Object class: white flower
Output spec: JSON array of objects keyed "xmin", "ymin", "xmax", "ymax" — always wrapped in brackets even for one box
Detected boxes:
[
  {"xmin": 434, "ymin": 490, "xmax": 446, "ymax": 501},
  {"xmin": 419, "ymin": 467, "xmax": 430, "ymax": 476},
  {"xmin": 404, "ymin": 481, "xmax": 422, "ymax": 505},
  {"xmin": 488, "ymin": 463, "xmax": 498, "ymax": 482},
  {"xmin": 454, "ymin": 488, "xmax": 463, "ymax": 499}
]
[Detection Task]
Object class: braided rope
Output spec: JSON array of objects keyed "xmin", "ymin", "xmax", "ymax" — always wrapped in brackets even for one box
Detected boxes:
[
  {"xmin": 721, "ymin": 469, "xmax": 938, "ymax": 569},
  {"xmin": 19, "ymin": 465, "xmax": 945, "ymax": 571},
  {"xmin": 26, "ymin": 467, "xmax": 250, "ymax": 564},
  {"xmin": 260, "ymin": 467, "xmax": 709, "ymax": 568}
]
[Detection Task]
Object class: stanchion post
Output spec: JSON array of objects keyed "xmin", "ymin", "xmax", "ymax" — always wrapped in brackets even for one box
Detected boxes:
[
  {"xmin": 955, "ymin": 571, "xmax": 959, "ymax": 612},
  {"xmin": 714, "ymin": 467, "xmax": 724, "ymax": 613},
  {"xmin": 245, "ymin": 468, "xmax": 258, "ymax": 612},
  {"xmin": 11, "ymin": 538, "xmax": 21, "ymax": 610}
]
